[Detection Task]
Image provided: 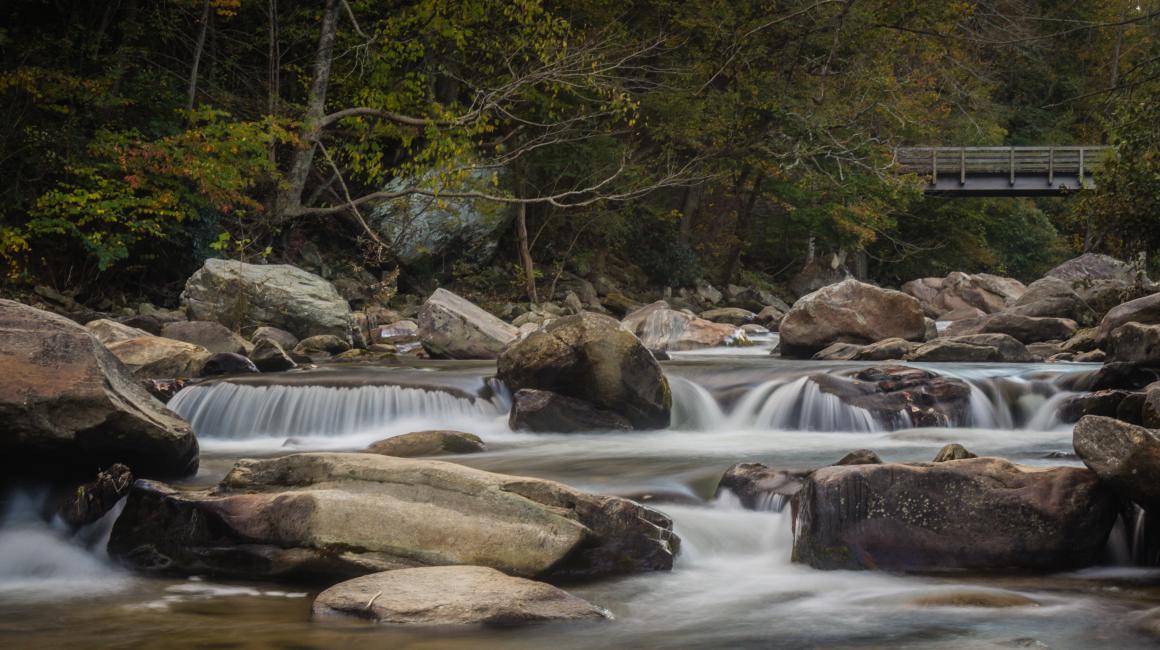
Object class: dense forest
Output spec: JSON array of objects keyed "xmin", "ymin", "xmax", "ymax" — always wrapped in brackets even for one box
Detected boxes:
[{"xmin": 2, "ymin": 0, "xmax": 1158, "ymax": 310}]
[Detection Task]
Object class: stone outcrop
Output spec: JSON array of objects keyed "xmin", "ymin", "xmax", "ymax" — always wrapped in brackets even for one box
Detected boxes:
[
  {"xmin": 108, "ymin": 452, "xmax": 677, "ymax": 581},
  {"xmin": 105, "ymin": 336, "xmax": 213, "ymax": 379},
  {"xmin": 499, "ymin": 312, "xmax": 670, "ymax": 430},
  {"xmin": 944, "ymin": 313, "xmax": 1077, "ymax": 344},
  {"xmin": 621, "ymin": 302, "xmax": 748, "ymax": 352},
  {"xmin": 791, "ymin": 457, "xmax": 1117, "ymax": 571},
  {"xmin": 509, "ymin": 389, "xmax": 634, "ymax": 433},
  {"xmin": 0, "ymin": 300, "xmax": 198, "ymax": 477},
  {"xmin": 778, "ymin": 280, "xmax": 926, "ymax": 356},
  {"xmin": 85, "ymin": 319, "xmax": 151, "ymax": 344},
  {"xmin": 417, "ymin": 288, "xmax": 518, "ymax": 359},
  {"xmin": 365, "ymin": 430, "xmax": 486, "ymax": 457},
  {"xmin": 1107, "ymin": 322, "xmax": 1160, "ymax": 364},
  {"xmin": 1073, "ymin": 415, "xmax": 1160, "ymax": 509},
  {"xmin": 182, "ymin": 259, "xmax": 355, "ymax": 344},
  {"xmin": 902, "ymin": 272, "xmax": 1024, "ymax": 319},
  {"xmin": 312, "ymin": 566, "xmax": 608, "ymax": 625},
  {"xmin": 159, "ymin": 320, "xmax": 249, "ymax": 355},
  {"xmin": 906, "ymin": 333, "xmax": 1033, "ymax": 363}
]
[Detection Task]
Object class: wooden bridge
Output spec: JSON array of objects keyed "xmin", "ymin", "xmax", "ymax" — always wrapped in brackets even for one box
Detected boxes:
[{"xmin": 895, "ymin": 146, "xmax": 1110, "ymax": 196}]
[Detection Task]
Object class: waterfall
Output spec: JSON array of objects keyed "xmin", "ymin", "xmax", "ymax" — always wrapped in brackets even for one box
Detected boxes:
[
  {"xmin": 670, "ymin": 376, "xmax": 725, "ymax": 430},
  {"xmin": 168, "ymin": 381, "xmax": 510, "ymax": 439},
  {"xmin": 728, "ymin": 377, "xmax": 890, "ymax": 432}
]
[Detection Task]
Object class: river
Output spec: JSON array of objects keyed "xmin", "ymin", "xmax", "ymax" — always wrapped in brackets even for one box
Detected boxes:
[{"xmin": 2, "ymin": 348, "xmax": 1159, "ymax": 649}]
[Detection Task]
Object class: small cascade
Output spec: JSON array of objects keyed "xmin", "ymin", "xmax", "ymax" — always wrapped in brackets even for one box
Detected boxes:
[
  {"xmin": 0, "ymin": 489, "xmax": 131, "ymax": 601},
  {"xmin": 959, "ymin": 374, "xmax": 1076, "ymax": 430},
  {"xmin": 724, "ymin": 377, "xmax": 898, "ymax": 432},
  {"xmin": 169, "ymin": 381, "xmax": 509, "ymax": 439},
  {"xmin": 669, "ymin": 376, "xmax": 725, "ymax": 429}
]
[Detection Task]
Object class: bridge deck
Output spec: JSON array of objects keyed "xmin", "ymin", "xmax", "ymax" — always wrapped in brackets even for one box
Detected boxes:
[{"xmin": 895, "ymin": 146, "xmax": 1109, "ymax": 196}]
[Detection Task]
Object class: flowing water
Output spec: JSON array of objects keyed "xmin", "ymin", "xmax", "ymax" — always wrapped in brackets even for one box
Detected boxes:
[{"xmin": 3, "ymin": 352, "xmax": 1160, "ymax": 649}]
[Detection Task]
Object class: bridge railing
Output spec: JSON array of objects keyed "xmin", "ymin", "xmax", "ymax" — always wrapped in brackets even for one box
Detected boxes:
[{"xmin": 895, "ymin": 146, "xmax": 1110, "ymax": 187}]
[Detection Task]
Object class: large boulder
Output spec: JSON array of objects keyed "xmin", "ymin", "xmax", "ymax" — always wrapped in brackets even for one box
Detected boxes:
[
  {"xmin": 902, "ymin": 272, "xmax": 1024, "ymax": 319},
  {"xmin": 312, "ymin": 566, "xmax": 608, "ymax": 625},
  {"xmin": 159, "ymin": 320, "xmax": 248, "ymax": 355},
  {"xmin": 509, "ymin": 389, "xmax": 633, "ymax": 433},
  {"xmin": 1073, "ymin": 415, "xmax": 1160, "ymax": 509},
  {"xmin": 1011, "ymin": 255, "xmax": 1154, "ymax": 325},
  {"xmin": 417, "ymin": 288, "xmax": 518, "ymax": 359},
  {"xmin": 779, "ymin": 280, "xmax": 926, "ymax": 356},
  {"xmin": 105, "ymin": 336, "xmax": 212, "ymax": 379},
  {"xmin": 0, "ymin": 300, "xmax": 198, "ymax": 477},
  {"xmin": 792, "ymin": 457, "xmax": 1117, "ymax": 571},
  {"xmin": 1107, "ymin": 322, "xmax": 1160, "ymax": 364},
  {"xmin": 1097, "ymin": 292, "xmax": 1160, "ymax": 345},
  {"xmin": 621, "ymin": 302, "xmax": 748, "ymax": 351},
  {"xmin": 906, "ymin": 333, "xmax": 1033, "ymax": 363},
  {"xmin": 85, "ymin": 319, "xmax": 151, "ymax": 345},
  {"xmin": 108, "ymin": 453, "xmax": 677, "ymax": 581},
  {"xmin": 182, "ymin": 259, "xmax": 355, "ymax": 344},
  {"xmin": 499, "ymin": 312, "xmax": 670, "ymax": 430},
  {"xmin": 944, "ymin": 313, "xmax": 1077, "ymax": 344}
]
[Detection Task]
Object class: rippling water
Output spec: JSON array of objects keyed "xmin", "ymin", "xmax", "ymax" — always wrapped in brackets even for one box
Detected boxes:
[{"xmin": 4, "ymin": 355, "xmax": 1160, "ymax": 649}]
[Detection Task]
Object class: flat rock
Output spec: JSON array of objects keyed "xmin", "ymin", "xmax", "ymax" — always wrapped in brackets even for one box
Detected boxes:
[
  {"xmin": 105, "ymin": 336, "xmax": 213, "ymax": 379},
  {"xmin": 85, "ymin": 319, "xmax": 151, "ymax": 344},
  {"xmin": 312, "ymin": 566, "xmax": 608, "ymax": 625},
  {"xmin": 365, "ymin": 430, "xmax": 485, "ymax": 457}
]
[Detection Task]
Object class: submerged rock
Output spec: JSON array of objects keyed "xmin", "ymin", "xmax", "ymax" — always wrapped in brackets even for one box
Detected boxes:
[
  {"xmin": 182, "ymin": 259, "xmax": 355, "ymax": 344},
  {"xmin": 312, "ymin": 566, "xmax": 608, "ymax": 625},
  {"xmin": 792, "ymin": 457, "xmax": 1116, "ymax": 571},
  {"xmin": 499, "ymin": 312, "xmax": 670, "ymax": 430},
  {"xmin": 56, "ymin": 463, "xmax": 134, "ymax": 528},
  {"xmin": 417, "ymin": 288, "xmax": 518, "ymax": 359},
  {"xmin": 509, "ymin": 389, "xmax": 634, "ymax": 433},
  {"xmin": 0, "ymin": 300, "xmax": 198, "ymax": 477},
  {"xmin": 108, "ymin": 453, "xmax": 678, "ymax": 581},
  {"xmin": 1073, "ymin": 415, "xmax": 1160, "ymax": 510},
  {"xmin": 932, "ymin": 443, "xmax": 977, "ymax": 462},
  {"xmin": 365, "ymin": 430, "xmax": 486, "ymax": 457},
  {"xmin": 779, "ymin": 280, "xmax": 926, "ymax": 357}
]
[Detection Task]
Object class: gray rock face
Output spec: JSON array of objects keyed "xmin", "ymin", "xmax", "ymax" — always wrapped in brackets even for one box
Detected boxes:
[
  {"xmin": 1073, "ymin": 415, "xmax": 1160, "ymax": 509},
  {"xmin": 509, "ymin": 389, "xmax": 634, "ymax": 433},
  {"xmin": 105, "ymin": 336, "xmax": 213, "ymax": 379},
  {"xmin": 417, "ymin": 288, "xmax": 518, "ymax": 359},
  {"xmin": 85, "ymin": 319, "xmax": 151, "ymax": 344},
  {"xmin": 499, "ymin": 312, "xmax": 671, "ymax": 430},
  {"xmin": 160, "ymin": 320, "xmax": 249, "ymax": 355},
  {"xmin": 1107, "ymin": 322, "xmax": 1160, "ymax": 364},
  {"xmin": 699, "ymin": 307, "xmax": 756, "ymax": 326},
  {"xmin": 182, "ymin": 259, "xmax": 354, "ymax": 344},
  {"xmin": 1097, "ymin": 292, "xmax": 1160, "ymax": 345},
  {"xmin": 0, "ymin": 300, "xmax": 198, "ymax": 477},
  {"xmin": 902, "ymin": 272, "xmax": 1024, "ymax": 319},
  {"xmin": 792, "ymin": 457, "xmax": 1117, "ymax": 571},
  {"xmin": 1047, "ymin": 253, "xmax": 1148, "ymax": 286},
  {"xmin": 312, "ymin": 566, "xmax": 608, "ymax": 625},
  {"xmin": 250, "ymin": 326, "xmax": 299, "ymax": 350},
  {"xmin": 779, "ymin": 280, "xmax": 926, "ymax": 356},
  {"xmin": 249, "ymin": 339, "xmax": 296, "ymax": 372},
  {"xmin": 108, "ymin": 453, "xmax": 678, "ymax": 581},
  {"xmin": 366, "ymin": 430, "xmax": 485, "ymax": 457}
]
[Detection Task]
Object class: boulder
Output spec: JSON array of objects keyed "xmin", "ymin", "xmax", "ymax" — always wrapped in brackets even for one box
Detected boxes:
[
  {"xmin": 159, "ymin": 320, "xmax": 248, "ymax": 355},
  {"xmin": 294, "ymin": 334, "xmax": 352, "ymax": 357},
  {"xmin": 812, "ymin": 342, "xmax": 863, "ymax": 361},
  {"xmin": 0, "ymin": 300, "xmax": 198, "ymax": 477},
  {"xmin": 902, "ymin": 272, "xmax": 1024, "ymax": 318},
  {"xmin": 250, "ymin": 326, "xmax": 299, "ymax": 350},
  {"xmin": 249, "ymin": 339, "xmax": 296, "ymax": 372},
  {"xmin": 1107, "ymin": 322, "xmax": 1160, "ymax": 364},
  {"xmin": 855, "ymin": 338, "xmax": 917, "ymax": 361},
  {"xmin": 370, "ymin": 319, "xmax": 419, "ymax": 345},
  {"xmin": 792, "ymin": 457, "xmax": 1117, "ymax": 571},
  {"xmin": 622, "ymin": 303, "xmax": 748, "ymax": 351},
  {"xmin": 600, "ymin": 292, "xmax": 640, "ymax": 318},
  {"xmin": 1073, "ymin": 416, "xmax": 1160, "ymax": 509},
  {"xmin": 312, "ymin": 566, "xmax": 608, "ymax": 625},
  {"xmin": 779, "ymin": 280, "xmax": 926, "ymax": 356},
  {"xmin": 85, "ymin": 319, "xmax": 151, "ymax": 344},
  {"xmin": 366, "ymin": 430, "xmax": 486, "ymax": 457},
  {"xmin": 1008, "ymin": 276, "xmax": 1092, "ymax": 322},
  {"xmin": 200, "ymin": 352, "xmax": 259, "ymax": 376},
  {"xmin": 417, "ymin": 288, "xmax": 518, "ymax": 359},
  {"xmin": 699, "ymin": 307, "xmax": 756, "ymax": 326},
  {"xmin": 182, "ymin": 259, "xmax": 355, "ymax": 343},
  {"xmin": 723, "ymin": 285, "xmax": 791, "ymax": 313},
  {"xmin": 105, "ymin": 336, "xmax": 213, "ymax": 378},
  {"xmin": 754, "ymin": 305, "xmax": 785, "ymax": 330},
  {"xmin": 932, "ymin": 443, "xmax": 977, "ymax": 462},
  {"xmin": 1061, "ymin": 327, "xmax": 1099, "ymax": 352},
  {"xmin": 944, "ymin": 313, "xmax": 1077, "ymax": 344},
  {"xmin": 812, "ymin": 367, "xmax": 973, "ymax": 427},
  {"xmin": 834, "ymin": 449, "xmax": 883, "ymax": 465},
  {"xmin": 1048, "ymin": 253, "xmax": 1146, "ymax": 286},
  {"xmin": 906, "ymin": 333, "xmax": 1032, "ymax": 363},
  {"xmin": 1097, "ymin": 292, "xmax": 1160, "ymax": 345},
  {"xmin": 108, "ymin": 453, "xmax": 678, "ymax": 581},
  {"xmin": 715, "ymin": 463, "xmax": 806, "ymax": 511},
  {"xmin": 499, "ymin": 312, "xmax": 670, "ymax": 430},
  {"xmin": 509, "ymin": 389, "xmax": 634, "ymax": 433}
]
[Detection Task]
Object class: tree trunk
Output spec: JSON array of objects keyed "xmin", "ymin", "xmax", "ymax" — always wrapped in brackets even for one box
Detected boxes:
[
  {"xmin": 267, "ymin": 0, "xmax": 280, "ymax": 163},
  {"xmin": 516, "ymin": 203, "xmax": 538, "ymax": 304},
  {"xmin": 721, "ymin": 171, "xmax": 762, "ymax": 285},
  {"xmin": 679, "ymin": 184, "xmax": 701, "ymax": 243},
  {"xmin": 186, "ymin": 0, "xmax": 211, "ymax": 111},
  {"xmin": 277, "ymin": 0, "xmax": 341, "ymax": 218}
]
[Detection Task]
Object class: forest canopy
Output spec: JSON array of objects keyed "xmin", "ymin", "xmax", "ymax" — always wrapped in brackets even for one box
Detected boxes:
[{"xmin": 1, "ymin": 0, "xmax": 1157, "ymax": 304}]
